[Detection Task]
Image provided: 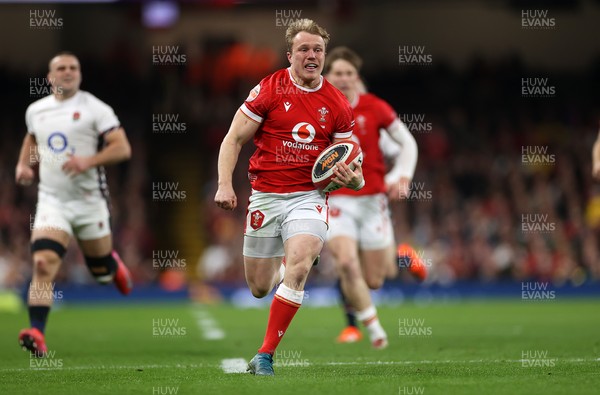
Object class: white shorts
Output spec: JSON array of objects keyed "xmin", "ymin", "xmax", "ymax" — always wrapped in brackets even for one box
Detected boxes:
[
  {"xmin": 33, "ymin": 191, "xmax": 111, "ymax": 240},
  {"xmin": 327, "ymin": 193, "xmax": 394, "ymax": 250},
  {"xmin": 243, "ymin": 189, "xmax": 329, "ymax": 258}
]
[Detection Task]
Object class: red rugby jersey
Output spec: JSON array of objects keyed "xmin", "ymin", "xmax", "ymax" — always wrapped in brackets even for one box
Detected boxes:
[{"xmin": 240, "ymin": 68, "xmax": 354, "ymax": 193}]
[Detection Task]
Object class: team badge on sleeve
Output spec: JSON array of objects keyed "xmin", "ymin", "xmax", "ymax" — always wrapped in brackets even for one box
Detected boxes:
[{"xmin": 246, "ymin": 84, "xmax": 261, "ymax": 102}]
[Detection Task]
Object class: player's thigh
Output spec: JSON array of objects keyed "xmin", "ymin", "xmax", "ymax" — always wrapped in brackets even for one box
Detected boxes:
[
  {"xmin": 357, "ymin": 194, "xmax": 394, "ymax": 251},
  {"xmin": 244, "ymin": 255, "xmax": 282, "ymax": 281},
  {"xmin": 243, "ymin": 233, "xmax": 284, "ymax": 287},
  {"xmin": 243, "ymin": 190, "xmax": 286, "ymax": 289},
  {"xmin": 31, "ymin": 196, "xmax": 71, "ymax": 265},
  {"xmin": 360, "ymin": 247, "xmax": 391, "ymax": 290},
  {"xmin": 283, "ymin": 232, "xmax": 323, "ymax": 288},
  {"xmin": 282, "ymin": 190, "xmax": 328, "ymax": 262},
  {"xmin": 31, "ymin": 228, "xmax": 71, "ymax": 247},
  {"xmin": 383, "ymin": 243, "xmax": 399, "ymax": 278},
  {"xmin": 283, "ymin": 232, "xmax": 323, "ymax": 265},
  {"xmin": 78, "ymin": 234, "xmax": 112, "ymax": 257},
  {"xmin": 327, "ymin": 195, "xmax": 359, "ymax": 242},
  {"xmin": 71, "ymin": 198, "xmax": 112, "ymax": 246},
  {"xmin": 32, "ymin": 196, "xmax": 73, "ymax": 242},
  {"xmin": 328, "ymin": 235, "xmax": 360, "ymax": 272}
]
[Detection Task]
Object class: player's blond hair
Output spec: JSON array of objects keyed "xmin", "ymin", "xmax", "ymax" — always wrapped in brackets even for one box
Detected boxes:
[
  {"xmin": 323, "ymin": 46, "xmax": 363, "ymax": 74},
  {"xmin": 285, "ymin": 19, "xmax": 330, "ymax": 52}
]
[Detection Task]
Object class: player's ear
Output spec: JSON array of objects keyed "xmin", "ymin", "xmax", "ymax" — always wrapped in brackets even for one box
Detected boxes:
[{"xmin": 286, "ymin": 51, "xmax": 292, "ymax": 64}]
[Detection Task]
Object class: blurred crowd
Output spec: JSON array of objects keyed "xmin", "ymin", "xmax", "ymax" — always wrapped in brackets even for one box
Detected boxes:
[{"xmin": 1, "ymin": 40, "xmax": 599, "ymax": 291}]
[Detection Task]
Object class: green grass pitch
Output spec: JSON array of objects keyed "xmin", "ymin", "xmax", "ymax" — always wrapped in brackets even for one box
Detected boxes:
[{"xmin": 0, "ymin": 299, "xmax": 598, "ymax": 395}]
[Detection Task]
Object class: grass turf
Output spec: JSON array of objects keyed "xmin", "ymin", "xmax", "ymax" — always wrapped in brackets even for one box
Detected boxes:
[{"xmin": 0, "ymin": 299, "xmax": 598, "ymax": 395}]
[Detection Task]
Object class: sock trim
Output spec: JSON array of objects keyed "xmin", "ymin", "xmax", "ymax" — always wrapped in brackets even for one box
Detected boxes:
[
  {"xmin": 356, "ymin": 305, "xmax": 377, "ymax": 323},
  {"xmin": 275, "ymin": 283, "xmax": 304, "ymax": 305}
]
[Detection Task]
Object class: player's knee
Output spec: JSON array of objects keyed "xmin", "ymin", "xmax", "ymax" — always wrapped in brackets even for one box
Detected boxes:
[
  {"xmin": 336, "ymin": 256, "xmax": 361, "ymax": 279},
  {"xmin": 85, "ymin": 254, "xmax": 117, "ymax": 283},
  {"xmin": 286, "ymin": 260, "xmax": 311, "ymax": 284},
  {"xmin": 31, "ymin": 239, "xmax": 65, "ymax": 277},
  {"xmin": 249, "ymin": 282, "xmax": 271, "ymax": 298},
  {"xmin": 365, "ymin": 275, "xmax": 384, "ymax": 290},
  {"xmin": 33, "ymin": 254, "xmax": 59, "ymax": 278}
]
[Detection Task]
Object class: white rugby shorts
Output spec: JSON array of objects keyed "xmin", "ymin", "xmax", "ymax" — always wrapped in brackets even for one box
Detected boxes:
[
  {"xmin": 243, "ymin": 189, "xmax": 328, "ymax": 258},
  {"xmin": 327, "ymin": 193, "xmax": 394, "ymax": 250},
  {"xmin": 33, "ymin": 191, "xmax": 111, "ymax": 240}
]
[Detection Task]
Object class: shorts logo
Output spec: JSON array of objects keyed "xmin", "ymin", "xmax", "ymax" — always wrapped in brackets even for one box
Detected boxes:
[
  {"xmin": 330, "ymin": 207, "xmax": 340, "ymax": 217},
  {"xmin": 315, "ymin": 205, "xmax": 323, "ymax": 214},
  {"xmin": 250, "ymin": 210, "xmax": 265, "ymax": 230}
]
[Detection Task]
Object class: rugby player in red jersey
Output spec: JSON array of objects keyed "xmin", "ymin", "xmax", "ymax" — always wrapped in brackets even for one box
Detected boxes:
[
  {"xmin": 214, "ymin": 20, "xmax": 364, "ymax": 376},
  {"xmin": 324, "ymin": 47, "xmax": 426, "ymax": 348}
]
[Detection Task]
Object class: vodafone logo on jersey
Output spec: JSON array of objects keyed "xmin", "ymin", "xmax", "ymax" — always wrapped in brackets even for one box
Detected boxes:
[
  {"xmin": 292, "ymin": 122, "xmax": 316, "ymax": 143},
  {"xmin": 277, "ymin": 122, "xmax": 320, "ymax": 164}
]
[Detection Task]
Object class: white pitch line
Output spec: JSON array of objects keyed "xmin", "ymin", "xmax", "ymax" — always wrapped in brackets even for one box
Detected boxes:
[
  {"xmin": 220, "ymin": 358, "xmax": 248, "ymax": 373},
  {"xmin": 0, "ymin": 363, "xmax": 204, "ymax": 372},
  {"xmin": 1, "ymin": 357, "xmax": 597, "ymax": 373},
  {"xmin": 326, "ymin": 358, "xmax": 600, "ymax": 366},
  {"xmin": 194, "ymin": 310, "xmax": 225, "ymax": 340}
]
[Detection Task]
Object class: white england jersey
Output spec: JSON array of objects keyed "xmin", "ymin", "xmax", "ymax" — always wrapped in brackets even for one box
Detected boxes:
[{"xmin": 25, "ymin": 91, "xmax": 120, "ymax": 201}]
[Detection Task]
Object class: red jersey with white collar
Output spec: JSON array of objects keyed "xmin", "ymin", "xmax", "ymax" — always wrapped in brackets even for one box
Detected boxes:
[
  {"xmin": 331, "ymin": 93, "xmax": 396, "ymax": 196},
  {"xmin": 240, "ymin": 68, "xmax": 354, "ymax": 193}
]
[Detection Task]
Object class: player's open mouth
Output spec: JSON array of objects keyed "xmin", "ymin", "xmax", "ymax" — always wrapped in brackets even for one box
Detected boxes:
[{"xmin": 305, "ymin": 63, "xmax": 318, "ymax": 71}]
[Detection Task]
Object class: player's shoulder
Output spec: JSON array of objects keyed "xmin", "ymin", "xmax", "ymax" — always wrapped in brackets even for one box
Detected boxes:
[
  {"xmin": 26, "ymin": 95, "xmax": 54, "ymax": 114},
  {"xmin": 359, "ymin": 92, "xmax": 389, "ymax": 107},
  {"xmin": 358, "ymin": 93, "xmax": 396, "ymax": 116},
  {"xmin": 78, "ymin": 90, "xmax": 115, "ymax": 112},
  {"xmin": 259, "ymin": 68, "xmax": 288, "ymax": 89},
  {"xmin": 245, "ymin": 68, "xmax": 287, "ymax": 102},
  {"xmin": 77, "ymin": 90, "xmax": 107, "ymax": 105}
]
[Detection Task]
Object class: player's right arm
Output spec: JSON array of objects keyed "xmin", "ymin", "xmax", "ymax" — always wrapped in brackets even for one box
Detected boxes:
[
  {"xmin": 214, "ymin": 110, "xmax": 260, "ymax": 210},
  {"xmin": 15, "ymin": 133, "xmax": 37, "ymax": 186}
]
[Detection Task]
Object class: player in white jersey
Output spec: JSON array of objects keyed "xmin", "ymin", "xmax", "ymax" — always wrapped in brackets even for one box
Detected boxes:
[{"xmin": 15, "ymin": 52, "xmax": 133, "ymax": 357}]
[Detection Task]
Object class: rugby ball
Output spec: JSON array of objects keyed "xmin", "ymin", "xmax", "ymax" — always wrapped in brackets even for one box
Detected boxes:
[{"xmin": 312, "ymin": 141, "xmax": 363, "ymax": 192}]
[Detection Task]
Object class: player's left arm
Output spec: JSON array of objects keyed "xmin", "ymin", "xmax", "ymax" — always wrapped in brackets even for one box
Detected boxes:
[
  {"xmin": 383, "ymin": 118, "xmax": 418, "ymax": 201},
  {"xmin": 62, "ymin": 127, "xmax": 131, "ymax": 176}
]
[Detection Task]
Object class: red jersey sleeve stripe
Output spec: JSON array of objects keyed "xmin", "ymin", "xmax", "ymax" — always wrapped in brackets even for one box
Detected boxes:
[{"xmin": 240, "ymin": 103, "xmax": 263, "ymax": 124}]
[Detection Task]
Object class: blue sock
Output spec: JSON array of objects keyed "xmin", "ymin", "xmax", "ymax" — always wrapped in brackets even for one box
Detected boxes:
[{"xmin": 29, "ymin": 305, "xmax": 50, "ymax": 334}]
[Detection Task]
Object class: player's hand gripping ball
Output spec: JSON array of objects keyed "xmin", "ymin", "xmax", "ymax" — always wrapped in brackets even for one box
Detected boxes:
[{"xmin": 312, "ymin": 141, "xmax": 363, "ymax": 192}]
